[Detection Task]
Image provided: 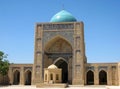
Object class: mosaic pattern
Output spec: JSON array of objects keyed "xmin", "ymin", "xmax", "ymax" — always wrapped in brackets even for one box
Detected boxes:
[
  {"xmin": 43, "ymin": 23, "xmax": 74, "ymax": 30},
  {"xmin": 43, "ymin": 30, "xmax": 74, "ymax": 47}
]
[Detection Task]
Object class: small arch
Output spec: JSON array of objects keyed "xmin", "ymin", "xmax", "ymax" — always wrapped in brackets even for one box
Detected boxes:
[
  {"xmin": 24, "ymin": 70, "xmax": 32, "ymax": 85},
  {"xmin": 24, "ymin": 68, "xmax": 32, "ymax": 73},
  {"xmin": 99, "ymin": 70, "xmax": 107, "ymax": 85},
  {"xmin": 53, "ymin": 57, "xmax": 68, "ymax": 64},
  {"xmin": 45, "ymin": 74, "xmax": 47, "ymax": 81},
  {"xmin": 50, "ymin": 74, "xmax": 53, "ymax": 80},
  {"xmin": 86, "ymin": 70, "xmax": 94, "ymax": 85},
  {"xmin": 13, "ymin": 70, "xmax": 20, "ymax": 85},
  {"xmin": 56, "ymin": 74, "xmax": 59, "ymax": 80}
]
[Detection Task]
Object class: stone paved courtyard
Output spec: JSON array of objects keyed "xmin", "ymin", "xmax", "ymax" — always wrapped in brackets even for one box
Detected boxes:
[{"xmin": 0, "ymin": 85, "xmax": 120, "ymax": 89}]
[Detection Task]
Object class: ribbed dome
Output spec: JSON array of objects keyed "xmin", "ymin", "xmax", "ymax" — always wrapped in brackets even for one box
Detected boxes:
[
  {"xmin": 50, "ymin": 10, "xmax": 77, "ymax": 22},
  {"xmin": 48, "ymin": 64, "xmax": 58, "ymax": 69}
]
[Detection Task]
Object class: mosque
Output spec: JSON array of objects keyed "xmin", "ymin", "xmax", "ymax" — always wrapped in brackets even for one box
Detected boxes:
[{"xmin": 1, "ymin": 10, "xmax": 120, "ymax": 86}]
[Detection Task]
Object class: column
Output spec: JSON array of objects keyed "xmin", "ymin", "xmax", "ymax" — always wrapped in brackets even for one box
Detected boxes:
[
  {"xmin": 20, "ymin": 67, "xmax": 24, "ymax": 85},
  {"xmin": 72, "ymin": 22, "xmax": 85, "ymax": 85},
  {"xmin": 94, "ymin": 66, "xmax": 99, "ymax": 85},
  {"xmin": 32, "ymin": 24, "xmax": 43, "ymax": 84},
  {"xmin": 8, "ymin": 67, "xmax": 13, "ymax": 84},
  {"xmin": 68, "ymin": 58, "xmax": 72, "ymax": 84},
  {"xmin": 118, "ymin": 63, "xmax": 120, "ymax": 85},
  {"xmin": 107, "ymin": 66, "xmax": 112, "ymax": 85}
]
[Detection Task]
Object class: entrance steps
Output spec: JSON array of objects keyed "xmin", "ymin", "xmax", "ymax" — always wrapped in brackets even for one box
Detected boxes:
[{"xmin": 36, "ymin": 83, "xmax": 68, "ymax": 88}]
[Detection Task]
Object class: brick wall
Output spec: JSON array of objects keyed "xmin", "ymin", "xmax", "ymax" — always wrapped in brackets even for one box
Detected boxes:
[{"xmin": 0, "ymin": 74, "xmax": 9, "ymax": 85}]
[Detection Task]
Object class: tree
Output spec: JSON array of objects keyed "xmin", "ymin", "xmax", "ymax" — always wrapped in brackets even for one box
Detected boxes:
[{"xmin": 0, "ymin": 51, "xmax": 9, "ymax": 84}]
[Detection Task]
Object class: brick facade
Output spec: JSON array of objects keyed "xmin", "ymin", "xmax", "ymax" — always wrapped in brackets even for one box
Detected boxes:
[{"xmin": 1, "ymin": 22, "xmax": 119, "ymax": 86}]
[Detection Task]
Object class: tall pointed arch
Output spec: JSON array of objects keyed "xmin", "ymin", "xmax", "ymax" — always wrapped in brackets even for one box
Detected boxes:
[
  {"xmin": 99, "ymin": 70, "xmax": 107, "ymax": 85},
  {"xmin": 24, "ymin": 70, "xmax": 32, "ymax": 85},
  {"xmin": 44, "ymin": 35, "xmax": 72, "ymax": 53},
  {"xmin": 86, "ymin": 70, "xmax": 94, "ymax": 85},
  {"xmin": 54, "ymin": 58, "xmax": 68, "ymax": 83},
  {"xmin": 13, "ymin": 70, "xmax": 20, "ymax": 85},
  {"xmin": 43, "ymin": 35, "xmax": 73, "ymax": 83}
]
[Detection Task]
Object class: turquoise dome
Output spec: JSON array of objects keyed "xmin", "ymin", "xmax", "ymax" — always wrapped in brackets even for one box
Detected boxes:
[{"xmin": 50, "ymin": 10, "xmax": 77, "ymax": 22}]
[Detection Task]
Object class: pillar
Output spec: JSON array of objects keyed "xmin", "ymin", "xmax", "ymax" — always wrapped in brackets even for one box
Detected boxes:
[
  {"xmin": 68, "ymin": 58, "xmax": 72, "ymax": 84},
  {"xmin": 94, "ymin": 66, "xmax": 99, "ymax": 85},
  {"xmin": 20, "ymin": 67, "xmax": 24, "ymax": 85},
  {"xmin": 107, "ymin": 66, "xmax": 112, "ymax": 85},
  {"xmin": 8, "ymin": 67, "xmax": 13, "ymax": 84},
  {"xmin": 72, "ymin": 22, "xmax": 85, "ymax": 85},
  {"xmin": 32, "ymin": 24, "xmax": 43, "ymax": 85},
  {"xmin": 117, "ymin": 63, "xmax": 120, "ymax": 85}
]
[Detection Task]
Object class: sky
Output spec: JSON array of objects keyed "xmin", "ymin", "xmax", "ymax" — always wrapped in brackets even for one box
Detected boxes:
[{"xmin": 0, "ymin": 0, "xmax": 120, "ymax": 63}]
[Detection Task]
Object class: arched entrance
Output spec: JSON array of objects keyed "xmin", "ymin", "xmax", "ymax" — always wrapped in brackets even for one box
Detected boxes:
[
  {"xmin": 44, "ymin": 36, "xmax": 72, "ymax": 83},
  {"xmin": 55, "ymin": 59, "xmax": 68, "ymax": 83},
  {"xmin": 25, "ymin": 70, "xmax": 32, "ymax": 85},
  {"xmin": 13, "ymin": 70, "xmax": 20, "ymax": 85},
  {"xmin": 86, "ymin": 70, "xmax": 94, "ymax": 85},
  {"xmin": 99, "ymin": 70, "xmax": 107, "ymax": 85}
]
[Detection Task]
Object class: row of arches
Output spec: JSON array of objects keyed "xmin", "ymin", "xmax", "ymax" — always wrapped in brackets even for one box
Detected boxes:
[
  {"xmin": 13, "ymin": 70, "xmax": 32, "ymax": 85},
  {"xmin": 13, "ymin": 69, "xmax": 107, "ymax": 85},
  {"xmin": 87, "ymin": 70, "xmax": 107, "ymax": 85}
]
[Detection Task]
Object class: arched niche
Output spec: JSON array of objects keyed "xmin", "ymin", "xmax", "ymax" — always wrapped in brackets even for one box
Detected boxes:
[
  {"xmin": 99, "ymin": 70, "xmax": 107, "ymax": 85},
  {"xmin": 86, "ymin": 70, "xmax": 94, "ymax": 85},
  {"xmin": 13, "ymin": 70, "xmax": 20, "ymax": 85},
  {"xmin": 24, "ymin": 70, "xmax": 32, "ymax": 85}
]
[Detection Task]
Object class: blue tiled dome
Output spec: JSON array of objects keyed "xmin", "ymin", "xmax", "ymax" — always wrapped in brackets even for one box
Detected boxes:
[{"xmin": 50, "ymin": 10, "xmax": 77, "ymax": 22}]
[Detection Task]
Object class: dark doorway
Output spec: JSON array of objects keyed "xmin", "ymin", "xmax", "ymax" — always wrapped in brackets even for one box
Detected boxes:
[
  {"xmin": 86, "ymin": 70, "xmax": 94, "ymax": 85},
  {"xmin": 55, "ymin": 59, "xmax": 68, "ymax": 83},
  {"xmin": 99, "ymin": 70, "xmax": 107, "ymax": 85},
  {"xmin": 13, "ymin": 70, "xmax": 20, "ymax": 85},
  {"xmin": 25, "ymin": 70, "xmax": 32, "ymax": 85}
]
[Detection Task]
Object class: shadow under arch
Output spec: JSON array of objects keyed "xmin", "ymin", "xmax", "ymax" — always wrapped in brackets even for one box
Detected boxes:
[
  {"xmin": 86, "ymin": 70, "xmax": 94, "ymax": 85},
  {"xmin": 99, "ymin": 70, "xmax": 107, "ymax": 85},
  {"xmin": 24, "ymin": 70, "xmax": 32, "ymax": 85},
  {"xmin": 54, "ymin": 57, "xmax": 68, "ymax": 83},
  {"xmin": 13, "ymin": 70, "xmax": 20, "ymax": 85}
]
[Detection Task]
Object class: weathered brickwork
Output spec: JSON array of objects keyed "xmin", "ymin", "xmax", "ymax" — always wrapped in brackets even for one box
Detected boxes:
[{"xmin": 1, "ymin": 22, "xmax": 119, "ymax": 86}]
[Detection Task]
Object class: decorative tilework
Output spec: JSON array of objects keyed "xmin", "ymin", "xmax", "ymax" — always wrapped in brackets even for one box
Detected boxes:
[
  {"xmin": 43, "ymin": 31, "xmax": 74, "ymax": 47},
  {"xmin": 43, "ymin": 24, "xmax": 74, "ymax": 30},
  {"xmin": 98, "ymin": 66, "xmax": 108, "ymax": 71},
  {"xmin": 86, "ymin": 66, "xmax": 94, "ymax": 71}
]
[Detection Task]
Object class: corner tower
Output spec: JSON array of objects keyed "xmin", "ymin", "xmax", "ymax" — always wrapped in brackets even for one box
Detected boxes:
[{"xmin": 32, "ymin": 10, "xmax": 86, "ymax": 85}]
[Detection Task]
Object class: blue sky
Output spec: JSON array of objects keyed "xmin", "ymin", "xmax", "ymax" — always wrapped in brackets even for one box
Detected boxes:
[{"xmin": 0, "ymin": 0, "xmax": 120, "ymax": 63}]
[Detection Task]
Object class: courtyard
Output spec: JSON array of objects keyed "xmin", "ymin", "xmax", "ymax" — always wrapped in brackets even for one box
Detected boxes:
[{"xmin": 0, "ymin": 85, "xmax": 120, "ymax": 89}]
